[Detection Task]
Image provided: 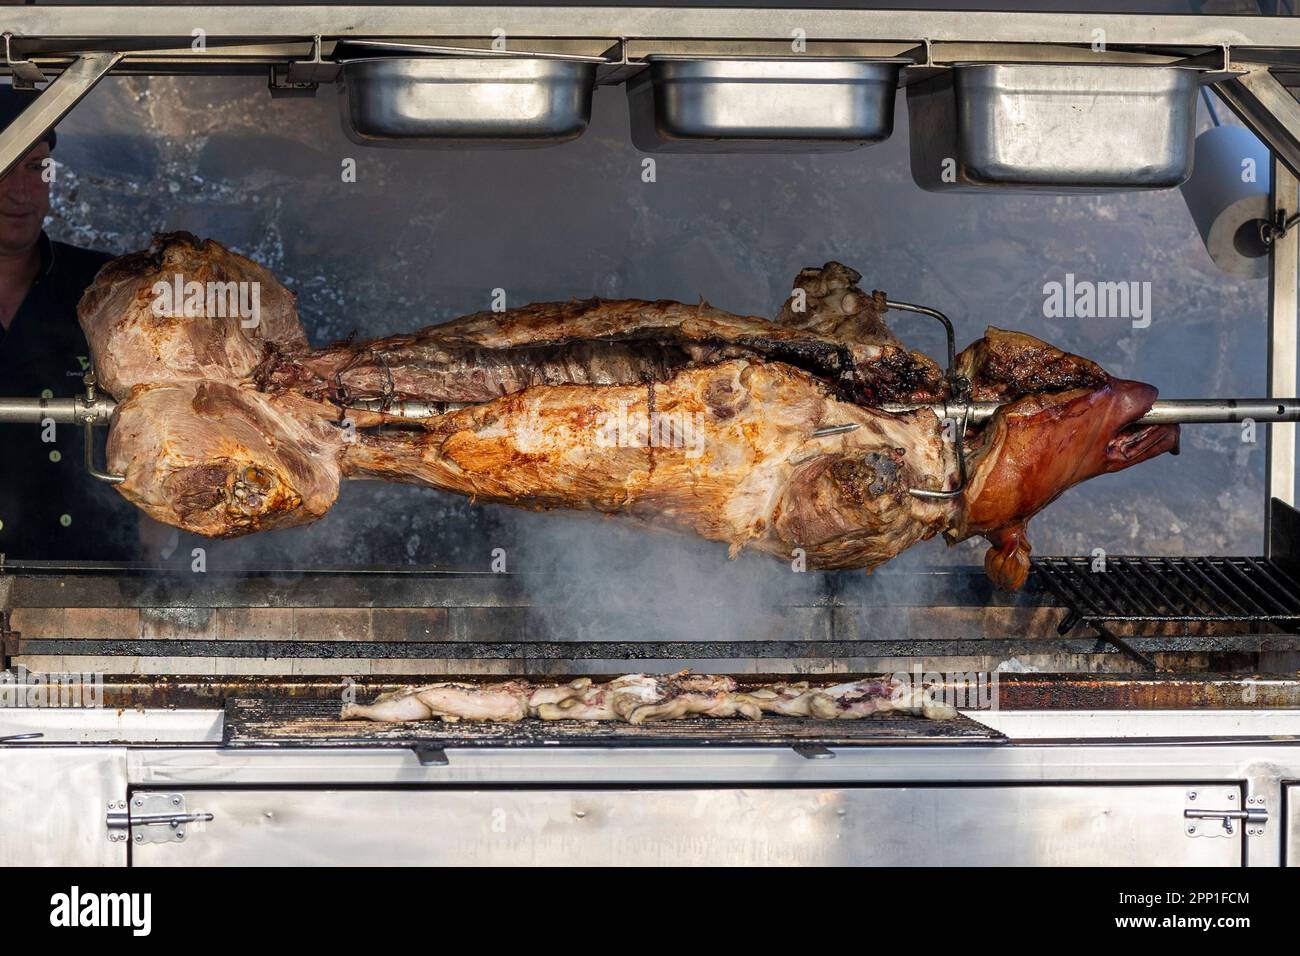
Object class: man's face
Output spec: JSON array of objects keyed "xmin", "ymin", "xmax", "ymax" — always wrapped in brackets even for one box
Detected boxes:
[{"xmin": 0, "ymin": 142, "xmax": 49, "ymax": 256}]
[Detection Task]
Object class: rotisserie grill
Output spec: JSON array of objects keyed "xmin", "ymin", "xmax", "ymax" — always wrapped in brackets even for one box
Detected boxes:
[{"xmin": 2, "ymin": 4, "xmax": 1300, "ymax": 870}]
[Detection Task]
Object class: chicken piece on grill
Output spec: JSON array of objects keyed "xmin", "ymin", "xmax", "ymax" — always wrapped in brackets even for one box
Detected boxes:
[
  {"xmin": 338, "ymin": 673, "xmax": 931, "ymax": 724},
  {"xmin": 341, "ymin": 680, "xmax": 532, "ymax": 722},
  {"xmin": 529, "ymin": 673, "xmax": 762, "ymax": 723},
  {"xmin": 80, "ymin": 234, "xmax": 1179, "ymax": 588},
  {"xmin": 746, "ymin": 677, "xmax": 958, "ymax": 720}
]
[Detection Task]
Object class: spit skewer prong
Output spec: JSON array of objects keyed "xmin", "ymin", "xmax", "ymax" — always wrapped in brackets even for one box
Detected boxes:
[
  {"xmin": 80, "ymin": 374, "xmax": 125, "ymax": 484},
  {"xmin": 882, "ymin": 299, "xmax": 970, "ymax": 501}
]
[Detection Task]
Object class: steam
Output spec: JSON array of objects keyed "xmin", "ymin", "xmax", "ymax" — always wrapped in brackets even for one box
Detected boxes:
[{"xmin": 507, "ymin": 510, "xmax": 815, "ymax": 674}]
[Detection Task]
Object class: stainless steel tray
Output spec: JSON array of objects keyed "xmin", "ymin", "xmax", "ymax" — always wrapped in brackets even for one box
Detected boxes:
[
  {"xmin": 907, "ymin": 63, "xmax": 1200, "ymax": 192},
  {"xmin": 627, "ymin": 57, "xmax": 900, "ymax": 153},
  {"xmin": 340, "ymin": 57, "xmax": 596, "ymax": 148}
]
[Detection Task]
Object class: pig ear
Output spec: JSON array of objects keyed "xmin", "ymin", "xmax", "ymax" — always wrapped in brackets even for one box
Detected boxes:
[{"xmin": 984, "ymin": 523, "xmax": 1032, "ymax": 590}]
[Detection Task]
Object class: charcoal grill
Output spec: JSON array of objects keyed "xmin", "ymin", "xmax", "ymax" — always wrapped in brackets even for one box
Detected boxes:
[{"xmin": 4, "ymin": 4, "xmax": 1300, "ymax": 867}]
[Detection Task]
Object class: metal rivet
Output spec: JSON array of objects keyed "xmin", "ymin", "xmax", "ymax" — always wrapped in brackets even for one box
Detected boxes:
[
  {"xmin": 1228, "ymin": 793, "xmax": 1236, "ymax": 801},
  {"xmin": 133, "ymin": 798, "xmax": 142, "ymax": 808},
  {"xmin": 1187, "ymin": 825, "xmax": 1197, "ymax": 834},
  {"xmin": 134, "ymin": 833, "xmax": 143, "ymax": 843},
  {"xmin": 574, "ymin": 810, "xmax": 586, "ymax": 819},
  {"xmin": 172, "ymin": 796, "xmax": 181, "ymax": 806},
  {"xmin": 1188, "ymin": 792, "xmax": 1197, "ymax": 800}
]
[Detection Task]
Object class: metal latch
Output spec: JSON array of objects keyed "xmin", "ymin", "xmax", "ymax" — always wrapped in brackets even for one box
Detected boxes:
[
  {"xmin": 107, "ymin": 793, "xmax": 214, "ymax": 845},
  {"xmin": 1183, "ymin": 789, "xmax": 1267, "ymax": 838}
]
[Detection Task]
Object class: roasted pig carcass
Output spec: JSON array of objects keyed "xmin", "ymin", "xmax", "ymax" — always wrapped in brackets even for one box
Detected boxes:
[
  {"xmin": 339, "ymin": 673, "xmax": 953, "ymax": 724},
  {"xmin": 80, "ymin": 233, "xmax": 1178, "ymax": 587}
]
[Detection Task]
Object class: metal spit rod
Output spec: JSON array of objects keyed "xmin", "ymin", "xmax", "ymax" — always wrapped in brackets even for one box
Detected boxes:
[
  {"xmin": 3, "ymin": 395, "xmax": 1300, "ymax": 427},
  {"xmin": 877, "ymin": 397, "xmax": 1300, "ymax": 427},
  {"xmin": 0, "ymin": 394, "xmax": 117, "ymax": 425}
]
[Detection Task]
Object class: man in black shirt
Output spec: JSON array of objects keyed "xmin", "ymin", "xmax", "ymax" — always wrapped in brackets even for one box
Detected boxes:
[{"xmin": 0, "ymin": 88, "xmax": 139, "ymax": 561}]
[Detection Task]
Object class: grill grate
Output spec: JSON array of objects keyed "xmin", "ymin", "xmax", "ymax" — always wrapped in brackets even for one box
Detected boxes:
[
  {"xmin": 223, "ymin": 698, "xmax": 1005, "ymax": 749},
  {"xmin": 1034, "ymin": 556, "xmax": 1300, "ymax": 626}
]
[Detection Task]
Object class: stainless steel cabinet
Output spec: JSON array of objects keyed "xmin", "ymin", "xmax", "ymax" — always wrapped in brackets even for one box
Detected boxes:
[
  {"xmin": 0, "ymin": 749, "xmax": 128, "ymax": 867},
  {"xmin": 133, "ymin": 785, "xmax": 1242, "ymax": 867}
]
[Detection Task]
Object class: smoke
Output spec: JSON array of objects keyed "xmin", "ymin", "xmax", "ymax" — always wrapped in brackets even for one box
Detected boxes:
[{"xmin": 507, "ymin": 507, "xmax": 829, "ymax": 673}]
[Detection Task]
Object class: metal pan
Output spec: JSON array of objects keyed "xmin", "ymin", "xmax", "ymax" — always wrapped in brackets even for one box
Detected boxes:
[
  {"xmin": 340, "ymin": 56, "xmax": 596, "ymax": 148},
  {"xmin": 908, "ymin": 63, "xmax": 1201, "ymax": 192},
  {"xmin": 627, "ymin": 57, "xmax": 901, "ymax": 153}
]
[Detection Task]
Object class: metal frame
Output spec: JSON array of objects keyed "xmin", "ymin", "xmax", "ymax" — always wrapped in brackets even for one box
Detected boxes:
[
  {"xmin": 5, "ymin": 8, "xmax": 1300, "ymax": 868},
  {"xmin": 1269, "ymin": 156, "xmax": 1300, "ymax": 530},
  {"xmin": 3, "ymin": 7, "xmax": 1300, "ymax": 47}
]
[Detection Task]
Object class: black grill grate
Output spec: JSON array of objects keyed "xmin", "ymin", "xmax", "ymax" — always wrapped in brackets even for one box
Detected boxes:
[
  {"xmin": 222, "ymin": 698, "xmax": 1005, "ymax": 749},
  {"xmin": 1034, "ymin": 556, "xmax": 1300, "ymax": 626}
]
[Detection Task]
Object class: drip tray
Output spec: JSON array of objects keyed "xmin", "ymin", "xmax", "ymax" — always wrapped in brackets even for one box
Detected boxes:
[{"xmin": 223, "ymin": 698, "xmax": 1006, "ymax": 749}]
